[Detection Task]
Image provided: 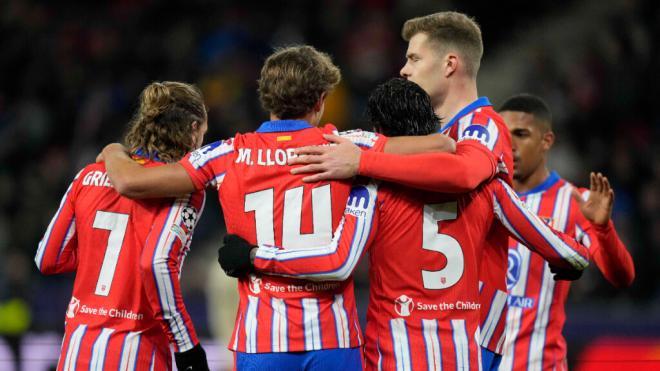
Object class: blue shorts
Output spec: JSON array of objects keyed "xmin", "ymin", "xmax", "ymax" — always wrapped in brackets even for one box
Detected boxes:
[
  {"xmin": 481, "ymin": 346, "xmax": 502, "ymax": 371},
  {"xmin": 235, "ymin": 348, "xmax": 363, "ymax": 371}
]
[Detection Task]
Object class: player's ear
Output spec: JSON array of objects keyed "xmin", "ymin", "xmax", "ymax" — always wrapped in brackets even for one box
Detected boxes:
[
  {"xmin": 191, "ymin": 121, "xmax": 199, "ymax": 131},
  {"xmin": 313, "ymin": 92, "xmax": 327, "ymax": 113},
  {"xmin": 445, "ymin": 53, "xmax": 458, "ymax": 78},
  {"xmin": 541, "ymin": 130, "xmax": 555, "ymax": 151}
]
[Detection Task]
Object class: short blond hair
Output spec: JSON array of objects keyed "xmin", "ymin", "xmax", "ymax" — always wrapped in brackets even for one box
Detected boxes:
[
  {"xmin": 258, "ymin": 45, "xmax": 341, "ymax": 119},
  {"xmin": 402, "ymin": 11, "xmax": 483, "ymax": 78}
]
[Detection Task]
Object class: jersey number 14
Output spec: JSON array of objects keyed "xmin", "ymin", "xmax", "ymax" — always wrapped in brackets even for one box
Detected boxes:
[{"xmin": 245, "ymin": 185, "xmax": 332, "ymax": 248}]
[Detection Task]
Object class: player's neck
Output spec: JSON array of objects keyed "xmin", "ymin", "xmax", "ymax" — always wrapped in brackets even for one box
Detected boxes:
[
  {"xmin": 514, "ymin": 166, "xmax": 551, "ymax": 194},
  {"xmin": 435, "ymin": 79, "xmax": 478, "ymax": 124},
  {"xmin": 269, "ymin": 113, "xmax": 319, "ymax": 127}
]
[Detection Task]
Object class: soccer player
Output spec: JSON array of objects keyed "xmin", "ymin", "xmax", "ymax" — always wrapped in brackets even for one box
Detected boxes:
[
  {"xmin": 497, "ymin": 94, "xmax": 635, "ymax": 371},
  {"xmin": 288, "ymin": 12, "xmax": 513, "ymax": 369},
  {"xmin": 99, "ymin": 46, "xmax": 453, "ymax": 371},
  {"xmin": 218, "ymin": 78, "xmax": 592, "ymax": 371},
  {"xmin": 35, "ymin": 82, "xmax": 210, "ymax": 370}
]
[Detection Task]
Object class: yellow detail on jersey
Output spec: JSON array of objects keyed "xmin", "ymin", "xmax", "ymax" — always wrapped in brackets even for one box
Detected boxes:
[
  {"xmin": 277, "ymin": 135, "xmax": 292, "ymax": 142},
  {"xmin": 130, "ymin": 155, "xmax": 148, "ymax": 165}
]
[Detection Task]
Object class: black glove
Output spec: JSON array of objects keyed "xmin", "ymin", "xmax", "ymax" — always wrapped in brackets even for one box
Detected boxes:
[
  {"xmin": 174, "ymin": 343, "xmax": 209, "ymax": 371},
  {"xmin": 218, "ymin": 234, "xmax": 255, "ymax": 277},
  {"xmin": 549, "ymin": 265, "xmax": 584, "ymax": 281}
]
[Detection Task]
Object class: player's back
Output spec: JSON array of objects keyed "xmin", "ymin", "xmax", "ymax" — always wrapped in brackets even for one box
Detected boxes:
[
  {"xmin": 365, "ymin": 182, "xmax": 494, "ymax": 371},
  {"xmin": 36, "ymin": 161, "xmax": 200, "ymax": 370},
  {"xmin": 221, "ymin": 123, "xmax": 351, "ymax": 248},
  {"xmin": 65, "ymin": 163, "xmax": 162, "ymax": 328},
  {"xmin": 217, "ymin": 120, "xmax": 362, "ymax": 353}
]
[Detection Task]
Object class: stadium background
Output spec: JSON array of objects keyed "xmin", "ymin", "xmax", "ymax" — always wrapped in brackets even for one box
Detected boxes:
[{"xmin": 0, "ymin": 0, "xmax": 658, "ymax": 369}]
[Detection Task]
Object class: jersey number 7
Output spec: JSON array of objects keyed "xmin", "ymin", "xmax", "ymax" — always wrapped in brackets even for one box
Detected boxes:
[{"xmin": 93, "ymin": 210, "xmax": 129, "ymax": 296}]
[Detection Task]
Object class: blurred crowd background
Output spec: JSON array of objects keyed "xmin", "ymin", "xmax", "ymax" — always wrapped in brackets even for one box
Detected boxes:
[{"xmin": 0, "ymin": 0, "xmax": 658, "ymax": 369}]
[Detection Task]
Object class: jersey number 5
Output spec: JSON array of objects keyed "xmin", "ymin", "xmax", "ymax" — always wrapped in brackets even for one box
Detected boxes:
[
  {"xmin": 422, "ymin": 202, "xmax": 464, "ymax": 289},
  {"xmin": 245, "ymin": 185, "xmax": 332, "ymax": 248},
  {"xmin": 93, "ymin": 210, "xmax": 129, "ymax": 296}
]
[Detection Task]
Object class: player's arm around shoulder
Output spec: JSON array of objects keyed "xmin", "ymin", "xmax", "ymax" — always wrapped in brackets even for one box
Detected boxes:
[
  {"xmin": 384, "ymin": 132, "xmax": 456, "ymax": 154},
  {"xmin": 99, "ymin": 143, "xmax": 197, "ymax": 199},
  {"xmin": 488, "ymin": 178, "xmax": 590, "ymax": 271},
  {"xmin": 337, "ymin": 128, "xmax": 456, "ymax": 154}
]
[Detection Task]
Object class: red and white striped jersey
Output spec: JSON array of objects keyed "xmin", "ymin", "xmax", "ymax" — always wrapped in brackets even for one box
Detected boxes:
[
  {"xmin": 500, "ymin": 172, "xmax": 634, "ymax": 371},
  {"xmin": 35, "ymin": 158, "xmax": 205, "ymax": 370},
  {"xmin": 179, "ymin": 120, "xmax": 387, "ymax": 353},
  {"xmin": 440, "ymin": 97, "xmax": 514, "ymax": 353},
  {"xmin": 251, "ymin": 178, "xmax": 589, "ymax": 371}
]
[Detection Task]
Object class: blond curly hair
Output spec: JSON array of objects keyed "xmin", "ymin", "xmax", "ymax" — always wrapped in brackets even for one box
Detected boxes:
[{"xmin": 123, "ymin": 81, "xmax": 206, "ymax": 163}]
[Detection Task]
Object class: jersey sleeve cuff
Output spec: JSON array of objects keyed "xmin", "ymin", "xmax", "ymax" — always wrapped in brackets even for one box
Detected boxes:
[
  {"xmin": 591, "ymin": 219, "xmax": 615, "ymax": 233},
  {"xmin": 357, "ymin": 150, "xmax": 381, "ymax": 178},
  {"xmin": 371, "ymin": 134, "xmax": 387, "ymax": 153}
]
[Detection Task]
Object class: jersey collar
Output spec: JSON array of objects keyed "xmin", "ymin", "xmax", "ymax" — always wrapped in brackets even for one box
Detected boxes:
[
  {"xmin": 439, "ymin": 97, "xmax": 492, "ymax": 133},
  {"xmin": 517, "ymin": 171, "xmax": 561, "ymax": 197},
  {"xmin": 256, "ymin": 119, "xmax": 314, "ymax": 133},
  {"xmin": 133, "ymin": 148, "xmax": 161, "ymax": 162}
]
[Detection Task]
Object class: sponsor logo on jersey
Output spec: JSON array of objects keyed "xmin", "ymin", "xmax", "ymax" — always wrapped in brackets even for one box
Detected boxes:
[
  {"xmin": 461, "ymin": 124, "xmax": 490, "ymax": 146},
  {"xmin": 66, "ymin": 296, "xmax": 80, "ymax": 318},
  {"xmin": 345, "ymin": 185, "xmax": 370, "ymax": 218},
  {"xmin": 394, "ymin": 295, "xmax": 414, "ymax": 317},
  {"xmin": 508, "ymin": 295, "xmax": 535, "ymax": 309},
  {"xmin": 507, "ymin": 249, "xmax": 522, "ymax": 289},
  {"xmin": 249, "ymin": 274, "xmax": 262, "ymax": 294},
  {"xmin": 507, "ymin": 249, "xmax": 536, "ymax": 308}
]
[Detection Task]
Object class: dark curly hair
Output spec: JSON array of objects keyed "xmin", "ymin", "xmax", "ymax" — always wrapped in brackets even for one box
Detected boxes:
[{"xmin": 366, "ymin": 78, "xmax": 441, "ymax": 136}]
